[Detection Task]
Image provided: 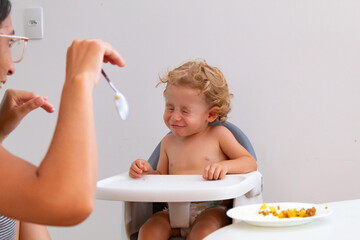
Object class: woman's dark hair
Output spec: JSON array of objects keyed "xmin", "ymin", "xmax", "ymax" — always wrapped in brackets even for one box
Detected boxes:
[{"xmin": 0, "ymin": 0, "xmax": 11, "ymax": 26}]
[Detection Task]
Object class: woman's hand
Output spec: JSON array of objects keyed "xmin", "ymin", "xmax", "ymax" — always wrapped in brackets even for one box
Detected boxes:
[
  {"xmin": 65, "ymin": 39, "xmax": 125, "ymax": 87},
  {"xmin": 129, "ymin": 159, "xmax": 153, "ymax": 178},
  {"xmin": 203, "ymin": 162, "xmax": 229, "ymax": 180},
  {"xmin": 0, "ymin": 89, "xmax": 54, "ymax": 143}
]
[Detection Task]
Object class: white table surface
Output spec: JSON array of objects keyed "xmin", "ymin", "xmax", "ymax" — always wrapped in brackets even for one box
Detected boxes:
[{"xmin": 204, "ymin": 199, "xmax": 360, "ymax": 240}]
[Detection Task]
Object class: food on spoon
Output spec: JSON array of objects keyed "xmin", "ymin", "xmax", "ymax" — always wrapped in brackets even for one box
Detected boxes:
[{"xmin": 258, "ymin": 203, "xmax": 316, "ymax": 218}]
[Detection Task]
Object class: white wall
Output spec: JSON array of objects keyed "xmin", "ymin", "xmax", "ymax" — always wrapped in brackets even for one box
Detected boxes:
[{"xmin": 4, "ymin": 0, "xmax": 360, "ymax": 239}]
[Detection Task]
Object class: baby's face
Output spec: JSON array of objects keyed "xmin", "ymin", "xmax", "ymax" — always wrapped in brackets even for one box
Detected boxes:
[{"xmin": 163, "ymin": 84, "xmax": 211, "ymax": 137}]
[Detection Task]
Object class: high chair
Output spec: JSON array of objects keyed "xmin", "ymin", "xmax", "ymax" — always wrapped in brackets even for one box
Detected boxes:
[{"xmin": 96, "ymin": 121, "xmax": 263, "ymax": 240}]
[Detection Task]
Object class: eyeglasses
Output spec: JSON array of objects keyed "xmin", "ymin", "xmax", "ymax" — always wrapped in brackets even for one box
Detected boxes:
[{"xmin": 0, "ymin": 34, "xmax": 29, "ymax": 63}]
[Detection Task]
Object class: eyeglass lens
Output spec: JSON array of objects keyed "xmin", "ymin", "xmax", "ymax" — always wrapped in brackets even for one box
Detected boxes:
[{"xmin": 10, "ymin": 39, "xmax": 26, "ymax": 63}]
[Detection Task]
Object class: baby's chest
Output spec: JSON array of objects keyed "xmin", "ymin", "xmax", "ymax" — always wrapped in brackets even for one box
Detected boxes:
[{"xmin": 167, "ymin": 142, "xmax": 226, "ymax": 173}]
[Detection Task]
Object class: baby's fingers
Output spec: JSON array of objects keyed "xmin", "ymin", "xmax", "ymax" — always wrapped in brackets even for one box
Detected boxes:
[
  {"xmin": 130, "ymin": 162, "xmax": 143, "ymax": 174},
  {"xmin": 129, "ymin": 159, "xmax": 148, "ymax": 178},
  {"xmin": 129, "ymin": 165, "xmax": 144, "ymax": 178},
  {"xmin": 129, "ymin": 170, "xmax": 142, "ymax": 178},
  {"xmin": 218, "ymin": 169, "xmax": 227, "ymax": 180},
  {"xmin": 203, "ymin": 165, "xmax": 212, "ymax": 180},
  {"xmin": 128, "ymin": 169, "xmax": 140, "ymax": 179},
  {"xmin": 208, "ymin": 166, "xmax": 220, "ymax": 180},
  {"xmin": 135, "ymin": 160, "xmax": 148, "ymax": 172},
  {"xmin": 203, "ymin": 165, "xmax": 226, "ymax": 180},
  {"xmin": 212, "ymin": 167, "xmax": 222, "ymax": 180}
]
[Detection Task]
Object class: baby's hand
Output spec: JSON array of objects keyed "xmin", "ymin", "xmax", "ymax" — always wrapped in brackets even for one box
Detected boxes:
[
  {"xmin": 129, "ymin": 159, "xmax": 152, "ymax": 178},
  {"xmin": 203, "ymin": 162, "xmax": 228, "ymax": 180}
]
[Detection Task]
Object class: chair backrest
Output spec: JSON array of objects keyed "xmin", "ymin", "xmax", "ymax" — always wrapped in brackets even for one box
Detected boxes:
[{"xmin": 148, "ymin": 121, "xmax": 257, "ymax": 169}]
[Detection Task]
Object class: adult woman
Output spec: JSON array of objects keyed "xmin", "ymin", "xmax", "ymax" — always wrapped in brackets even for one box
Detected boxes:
[{"xmin": 0, "ymin": 0, "xmax": 125, "ymax": 239}]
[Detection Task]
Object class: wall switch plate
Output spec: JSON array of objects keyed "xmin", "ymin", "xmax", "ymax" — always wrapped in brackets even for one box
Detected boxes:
[{"xmin": 24, "ymin": 7, "xmax": 43, "ymax": 39}]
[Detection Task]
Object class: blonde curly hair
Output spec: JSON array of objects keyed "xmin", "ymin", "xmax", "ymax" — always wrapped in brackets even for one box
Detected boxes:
[{"xmin": 158, "ymin": 60, "xmax": 233, "ymax": 123}]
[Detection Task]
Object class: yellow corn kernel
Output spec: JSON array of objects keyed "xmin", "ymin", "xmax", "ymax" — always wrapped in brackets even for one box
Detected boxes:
[
  {"xmin": 277, "ymin": 212, "xmax": 285, "ymax": 218},
  {"xmin": 289, "ymin": 209, "xmax": 297, "ymax": 217},
  {"xmin": 299, "ymin": 209, "xmax": 306, "ymax": 217},
  {"xmin": 260, "ymin": 203, "xmax": 267, "ymax": 210},
  {"xmin": 269, "ymin": 206, "xmax": 276, "ymax": 213}
]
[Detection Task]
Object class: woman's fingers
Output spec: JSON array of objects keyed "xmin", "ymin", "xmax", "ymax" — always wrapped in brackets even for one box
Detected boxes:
[
  {"xmin": 102, "ymin": 43, "xmax": 126, "ymax": 67},
  {"xmin": 20, "ymin": 97, "xmax": 55, "ymax": 114},
  {"xmin": 66, "ymin": 39, "xmax": 125, "ymax": 87}
]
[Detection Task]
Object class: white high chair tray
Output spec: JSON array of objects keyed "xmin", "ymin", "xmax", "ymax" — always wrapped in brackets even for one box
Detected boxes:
[{"xmin": 96, "ymin": 171, "xmax": 261, "ymax": 202}]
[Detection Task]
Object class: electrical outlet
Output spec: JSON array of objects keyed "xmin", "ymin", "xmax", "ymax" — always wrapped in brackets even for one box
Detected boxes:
[{"xmin": 24, "ymin": 7, "xmax": 43, "ymax": 39}]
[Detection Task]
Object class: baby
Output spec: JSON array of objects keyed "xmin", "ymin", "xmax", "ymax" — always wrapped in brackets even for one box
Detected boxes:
[{"xmin": 129, "ymin": 60, "xmax": 257, "ymax": 240}]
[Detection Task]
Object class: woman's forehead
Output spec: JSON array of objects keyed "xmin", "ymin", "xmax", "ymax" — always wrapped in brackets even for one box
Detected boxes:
[{"xmin": 0, "ymin": 15, "xmax": 14, "ymax": 34}]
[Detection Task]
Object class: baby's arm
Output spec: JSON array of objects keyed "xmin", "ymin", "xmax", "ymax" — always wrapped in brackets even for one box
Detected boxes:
[
  {"xmin": 155, "ymin": 136, "xmax": 170, "ymax": 174},
  {"xmin": 203, "ymin": 126, "xmax": 257, "ymax": 180},
  {"xmin": 129, "ymin": 136, "xmax": 170, "ymax": 178}
]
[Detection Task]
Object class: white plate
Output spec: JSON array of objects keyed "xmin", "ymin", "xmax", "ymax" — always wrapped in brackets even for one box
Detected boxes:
[{"xmin": 227, "ymin": 202, "xmax": 333, "ymax": 227}]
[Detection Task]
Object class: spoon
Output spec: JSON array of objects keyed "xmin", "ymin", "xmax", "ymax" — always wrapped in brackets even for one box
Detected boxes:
[{"xmin": 101, "ymin": 69, "xmax": 129, "ymax": 120}]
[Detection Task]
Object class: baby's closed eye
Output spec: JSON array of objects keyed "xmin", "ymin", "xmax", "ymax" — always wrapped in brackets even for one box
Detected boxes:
[{"xmin": 181, "ymin": 109, "xmax": 189, "ymax": 114}]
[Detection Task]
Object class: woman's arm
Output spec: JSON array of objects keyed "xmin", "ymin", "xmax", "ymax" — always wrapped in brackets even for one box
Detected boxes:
[
  {"xmin": 0, "ymin": 39, "xmax": 125, "ymax": 226},
  {"xmin": 17, "ymin": 221, "xmax": 51, "ymax": 240}
]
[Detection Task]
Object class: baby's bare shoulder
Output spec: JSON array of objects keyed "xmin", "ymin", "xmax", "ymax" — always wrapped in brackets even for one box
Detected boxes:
[
  {"xmin": 209, "ymin": 125, "xmax": 236, "ymax": 143},
  {"xmin": 161, "ymin": 132, "xmax": 176, "ymax": 145},
  {"xmin": 209, "ymin": 125, "xmax": 231, "ymax": 135}
]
